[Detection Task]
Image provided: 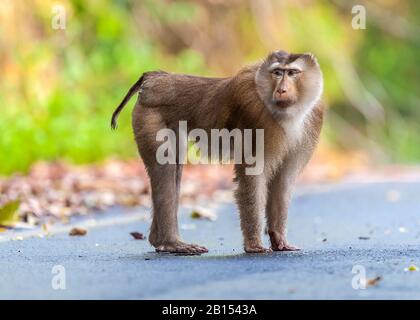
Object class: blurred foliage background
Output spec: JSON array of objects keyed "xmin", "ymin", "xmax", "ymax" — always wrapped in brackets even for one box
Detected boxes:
[{"xmin": 0, "ymin": 0, "xmax": 419, "ymax": 175}]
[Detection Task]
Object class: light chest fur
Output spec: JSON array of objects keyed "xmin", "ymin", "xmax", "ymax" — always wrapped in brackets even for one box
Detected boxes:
[{"xmin": 280, "ymin": 110, "xmax": 308, "ymax": 148}]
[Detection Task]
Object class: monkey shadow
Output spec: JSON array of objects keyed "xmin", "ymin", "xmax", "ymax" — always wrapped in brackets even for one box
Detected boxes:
[{"xmin": 128, "ymin": 250, "xmax": 307, "ymax": 261}]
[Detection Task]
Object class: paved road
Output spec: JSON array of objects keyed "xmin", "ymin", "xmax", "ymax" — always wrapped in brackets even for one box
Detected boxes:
[{"xmin": 1, "ymin": 182, "xmax": 420, "ymax": 299}]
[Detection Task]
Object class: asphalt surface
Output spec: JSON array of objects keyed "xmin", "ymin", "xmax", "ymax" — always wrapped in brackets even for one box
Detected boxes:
[{"xmin": 1, "ymin": 182, "xmax": 420, "ymax": 299}]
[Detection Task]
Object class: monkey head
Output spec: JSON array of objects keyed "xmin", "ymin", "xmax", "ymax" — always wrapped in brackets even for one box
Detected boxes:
[{"xmin": 255, "ymin": 50, "xmax": 323, "ymax": 119}]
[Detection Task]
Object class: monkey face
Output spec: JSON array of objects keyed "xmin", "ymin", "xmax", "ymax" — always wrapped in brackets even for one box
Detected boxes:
[
  {"xmin": 270, "ymin": 66, "xmax": 301, "ymax": 108},
  {"xmin": 255, "ymin": 50, "xmax": 323, "ymax": 118}
]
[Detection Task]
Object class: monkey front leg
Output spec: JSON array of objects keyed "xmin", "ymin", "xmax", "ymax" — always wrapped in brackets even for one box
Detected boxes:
[
  {"xmin": 235, "ymin": 168, "xmax": 270, "ymax": 253},
  {"xmin": 266, "ymin": 161, "xmax": 301, "ymax": 251}
]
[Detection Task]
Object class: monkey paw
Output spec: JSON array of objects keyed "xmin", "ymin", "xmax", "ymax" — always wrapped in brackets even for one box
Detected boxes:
[
  {"xmin": 244, "ymin": 245, "xmax": 272, "ymax": 254},
  {"xmin": 155, "ymin": 241, "xmax": 208, "ymax": 255},
  {"xmin": 269, "ymin": 231, "xmax": 300, "ymax": 251},
  {"xmin": 271, "ymin": 242, "xmax": 300, "ymax": 251}
]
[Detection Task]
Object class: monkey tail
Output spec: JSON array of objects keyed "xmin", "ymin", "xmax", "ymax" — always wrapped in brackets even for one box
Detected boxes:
[{"xmin": 111, "ymin": 74, "xmax": 145, "ymax": 130}]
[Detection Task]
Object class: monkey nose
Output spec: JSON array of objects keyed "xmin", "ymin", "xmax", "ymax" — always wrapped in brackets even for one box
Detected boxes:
[{"xmin": 277, "ymin": 88, "xmax": 287, "ymax": 95}]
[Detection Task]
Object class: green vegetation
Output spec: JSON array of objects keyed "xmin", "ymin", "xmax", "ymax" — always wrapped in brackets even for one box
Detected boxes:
[{"xmin": 0, "ymin": 0, "xmax": 419, "ymax": 175}]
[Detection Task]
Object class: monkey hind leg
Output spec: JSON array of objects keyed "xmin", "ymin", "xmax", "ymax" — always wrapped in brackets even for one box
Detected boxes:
[
  {"xmin": 132, "ymin": 108, "xmax": 207, "ymax": 254},
  {"xmin": 147, "ymin": 163, "xmax": 208, "ymax": 255}
]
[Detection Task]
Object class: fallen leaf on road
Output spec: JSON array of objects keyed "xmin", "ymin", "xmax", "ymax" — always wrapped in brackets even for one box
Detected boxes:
[
  {"xmin": 190, "ymin": 208, "xmax": 217, "ymax": 221},
  {"xmin": 0, "ymin": 200, "xmax": 21, "ymax": 227},
  {"xmin": 358, "ymin": 236, "xmax": 370, "ymax": 240},
  {"xmin": 404, "ymin": 264, "xmax": 419, "ymax": 272},
  {"xmin": 69, "ymin": 227, "xmax": 87, "ymax": 236},
  {"xmin": 367, "ymin": 276, "xmax": 382, "ymax": 286},
  {"xmin": 42, "ymin": 223, "xmax": 49, "ymax": 234},
  {"xmin": 130, "ymin": 232, "xmax": 145, "ymax": 240}
]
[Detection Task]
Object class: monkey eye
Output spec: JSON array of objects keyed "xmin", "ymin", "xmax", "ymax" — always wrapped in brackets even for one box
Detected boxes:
[
  {"xmin": 272, "ymin": 69, "xmax": 283, "ymax": 77},
  {"xmin": 287, "ymin": 69, "xmax": 301, "ymax": 76}
]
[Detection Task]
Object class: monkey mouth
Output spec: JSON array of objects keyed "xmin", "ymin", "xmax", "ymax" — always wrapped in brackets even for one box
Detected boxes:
[
  {"xmin": 272, "ymin": 98, "xmax": 295, "ymax": 108},
  {"xmin": 272, "ymin": 92, "xmax": 296, "ymax": 108}
]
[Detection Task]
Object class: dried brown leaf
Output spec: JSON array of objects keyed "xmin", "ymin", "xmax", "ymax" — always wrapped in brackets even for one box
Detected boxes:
[
  {"xmin": 69, "ymin": 227, "xmax": 87, "ymax": 236},
  {"xmin": 130, "ymin": 232, "xmax": 145, "ymax": 240},
  {"xmin": 367, "ymin": 276, "xmax": 382, "ymax": 286}
]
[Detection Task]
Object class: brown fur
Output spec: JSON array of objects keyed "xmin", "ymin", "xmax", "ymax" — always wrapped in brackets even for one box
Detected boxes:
[{"xmin": 113, "ymin": 51, "xmax": 324, "ymax": 254}]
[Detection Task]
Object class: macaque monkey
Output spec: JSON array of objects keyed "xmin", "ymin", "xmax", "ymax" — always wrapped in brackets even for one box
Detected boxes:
[{"xmin": 111, "ymin": 50, "xmax": 324, "ymax": 254}]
